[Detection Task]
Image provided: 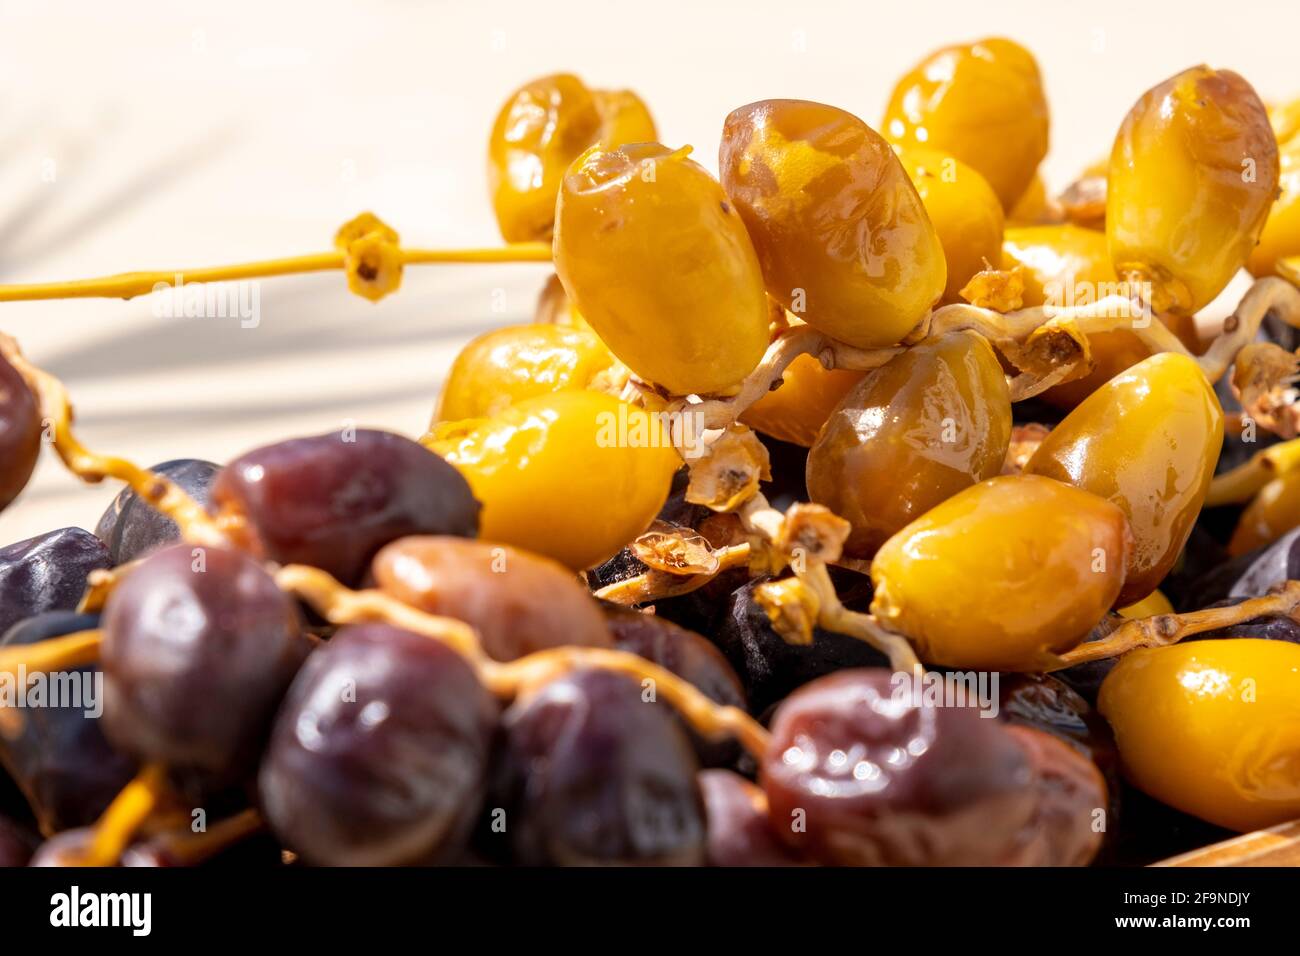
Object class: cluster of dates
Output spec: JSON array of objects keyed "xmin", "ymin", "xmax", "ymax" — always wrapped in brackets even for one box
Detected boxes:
[{"xmin": 1, "ymin": 36, "xmax": 1299, "ymax": 868}]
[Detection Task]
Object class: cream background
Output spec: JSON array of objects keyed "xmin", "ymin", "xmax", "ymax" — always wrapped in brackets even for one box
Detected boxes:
[{"xmin": 0, "ymin": 0, "xmax": 1296, "ymax": 543}]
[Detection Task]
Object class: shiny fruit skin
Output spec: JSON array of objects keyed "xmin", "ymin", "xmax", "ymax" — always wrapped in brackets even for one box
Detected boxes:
[
  {"xmin": 1000, "ymin": 725, "xmax": 1107, "ymax": 866},
  {"xmin": 1247, "ymin": 132, "xmax": 1300, "ymax": 277},
  {"xmin": 1107, "ymin": 66, "xmax": 1279, "ymax": 315},
  {"xmin": 740, "ymin": 352, "xmax": 864, "ymax": 448},
  {"xmin": 489, "ymin": 668, "xmax": 705, "ymax": 865},
  {"xmin": 1117, "ymin": 589, "xmax": 1175, "ymax": 619},
  {"xmin": 554, "ymin": 142, "xmax": 770, "ymax": 396},
  {"xmin": 719, "ymin": 100, "xmax": 945, "ymax": 349},
  {"xmin": 1007, "ymin": 173, "xmax": 1054, "ymax": 225},
  {"xmin": 1025, "ymin": 352, "xmax": 1223, "ymax": 604},
  {"xmin": 372, "ymin": 535, "xmax": 612, "ymax": 662},
  {"xmin": 592, "ymin": 89, "xmax": 657, "ymax": 147},
  {"xmin": 435, "ymin": 391, "xmax": 679, "ymax": 570},
  {"xmin": 0, "ymin": 527, "xmax": 111, "ymax": 638},
  {"xmin": 0, "ymin": 611, "xmax": 137, "ymax": 834},
  {"xmin": 1271, "ymin": 97, "xmax": 1300, "ymax": 146},
  {"xmin": 487, "ymin": 76, "xmax": 657, "ymax": 243},
  {"xmin": 896, "ymin": 146, "xmax": 1004, "ymax": 304},
  {"xmin": 1230, "ymin": 468, "xmax": 1300, "ymax": 556},
  {"xmin": 95, "ymin": 459, "xmax": 221, "ymax": 564},
  {"xmin": 211, "ymin": 429, "xmax": 479, "ymax": 587},
  {"xmin": 534, "ymin": 272, "xmax": 592, "ymax": 330},
  {"xmin": 601, "ymin": 605, "xmax": 744, "ymax": 709},
  {"xmin": 882, "ymin": 38, "xmax": 1049, "ymax": 210},
  {"xmin": 601, "ymin": 603, "xmax": 746, "ymax": 765},
  {"xmin": 761, "ymin": 669, "xmax": 1037, "ymax": 865},
  {"xmin": 807, "ymin": 330, "xmax": 1011, "ymax": 557},
  {"xmin": 0, "ymin": 353, "xmax": 41, "ymax": 513},
  {"xmin": 258, "ymin": 623, "xmax": 497, "ymax": 866},
  {"xmin": 1098, "ymin": 639, "xmax": 1300, "ymax": 832},
  {"xmin": 699, "ymin": 769, "xmax": 806, "ymax": 866},
  {"xmin": 1002, "ymin": 224, "xmax": 1200, "ymax": 407},
  {"xmin": 436, "ymin": 323, "xmax": 614, "ymax": 423},
  {"xmin": 871, "ymin": 475, "xmax": 1131, "ymax": 671},
  {"xmin": 101, "ymin": 544, "xmax": 308, "ymax": 781},
  {"xmin": 488, "ymin": 73, "xmax": 602, "ymax": 243}
]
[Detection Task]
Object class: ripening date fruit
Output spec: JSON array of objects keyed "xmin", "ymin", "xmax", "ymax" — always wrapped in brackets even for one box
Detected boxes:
[
  {"xmin": 1025, "ymin": 352, "xmax": 1223, "ymax": 604},
  {"xmin": 719, "ymin": 99, "xmax": 945, "ymax": 349},
  {"xmin": 739, "ymin": 352, "xmax": 865, "ymax": 448},
  {"xmin": 372, "ymin": 536, "xmax": 612, "ymax": 662},
  {"xmin": 1000, "ymin": 725, "xmax": 1108, "ymax": 867},
  {"xmin": 1007, "ymin": 173, "xmax": 1052, "ymax": 225},
  {"xmin": 1107, "ymin": 66, "xmax": 1279, "ymax": 315},
  {"xmin": 0, "ymin": 527, "xmax": 111, "ymax": 638},
  {"xmin": 1228, "ymin": 468, "xmax": 1300, "ymax": 556},
  {"xmin": 1272, "ymin": 97, "xmax": 1300, "ymax": 146},
  {"xmin": 1247, "ymin": 129, "xmax": 1300, "ymax": 278},
  {"xmin": 488, "ymin": 74, "xmax": 656, "ymax": 243},
  {"xmin": 259, "ymin": 623, "xmax": 497, "ymax": 865},
  {"xmin": 0, "ymin": 353, "xmax": 42, "ymax": 514},
  {"xmin": 436, "ymin": 322, "xmax": 616, "ymax": 422},
  {"xmin": 101, "ymin": 544, "xmax": 308, "ymax": 782},
  {"xmin": 434, "ymin": 391, "xmax": 680, "ymax": 569},
  {"xmin": 95, "ymin": 458, "xmax": 221, "ymax": 564},
  {"xmin": 871, "ymin": 475, "xmax": 1131, "ymax": 671},
  {"xmin": 807, "ymin": 330, "xmax": 1011, "ymax": 557},
  {"xmin": 699, "ymin": 769, "xmax": 806, "ymax": 866},
  {"xmin": 602, "ymin": 603, "xmax": 746, "ymax": 765},
  {"xmin": 895, "ymin": 146, "xmax": 1004, "ymax": 303},
  {"xmin": 554, "ymin": 142, "xmax": 770, "ymax": 396},
  {"xmin": 1098, "ymin": 639, "xmax": 1300, "ymax": 832},
  {"xmin": 0, "ymin": 611, "xmax": 137, "ymax": 834},
  {"xmin": 490, "ymin": 669, "xmax": 705, "ymax": 865},
  {"xmin": 591, "ymin": 89, "xmax": 657, "ymax": 149},
  {"xmin": 1001, "ymin": 225, "xmax": 1200, "ymax": 407},
  {"xmin": 882, "ymin": 38, "xmax": 1049, "ymax": 210},
  {"xmin": 761, "ymin": 669, "xmax": 1037, "ymax": 865},
  {"xmin": 211, "ymin": 429, "xmax": 479, "ymax": 587}
]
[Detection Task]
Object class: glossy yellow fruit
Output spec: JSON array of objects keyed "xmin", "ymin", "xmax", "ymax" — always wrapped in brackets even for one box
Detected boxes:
[
  {"xmin": 739, "ymin": 352, "xmax": 864, "ymax": 448},
  {"xmin": 896, "ymin": 146, "xmax": 1004, "ymax": 303},
  {"xmin": 1117, "ymin": 589, "xmax": 1174, "ymax": 619},
  {"xmin": 807, "ymin": 330, "xmax": 1011, "ymax": 557},
  {"xmin": 433, "ymin": 391, "xmax": 680, "ymax": 569},
  {"xmin": 719, "ymin": 99, "xmax": 946, "ymax": 349},
  {"xmin": 871, "ymin": 475, "xmax": 1131, "ymax": 671},
  {"xmin": 1002, "ymin": 225, "xmax": 1201, "ymax": 407},
  {"xmin": 488, "ymin": 74, "xmax": 656, "ymax": 243},
  {"xmin": 534, "ymin": 273, "xmax": 592, "ymax": 330},
  {"xmin": 436, "ymin": 323, "xmax": 616, "ymax": 422},
  {"xmin": 1247, "ymin": 133, "xmax": 1300, "ymax": 278},
  {"xmin": 1107, "ymin": 66, "xmax": 1279, "ymax": 315},
  {"xmin": 592, "ymin": 89, "xmax": 657, "ymax": 147},
  {"xmin": 1271, "ymin": 97, "xmax": 1300, "ymax": 146},
  {"xmin": 554, "ymin": 142, "xmax": 771, "ymax": 396},
  {"xmin": 882, "ymin": 38, "xmax": 1049, "ymax": 210},
  {"xmin": 1007, "ymin": 173, "xmax": 1054, "ymax": 226},
  {"xmin": 1228, "ymin": 467, "xmax": 1300, "ymax": 556},
  {"xmin": 1099, "ymin": 639, "xmax": 1300, "ymax": 832},
  {"xmin": 1025, "ymin": 353, "xmax": 1223, "ymax": 604}
]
